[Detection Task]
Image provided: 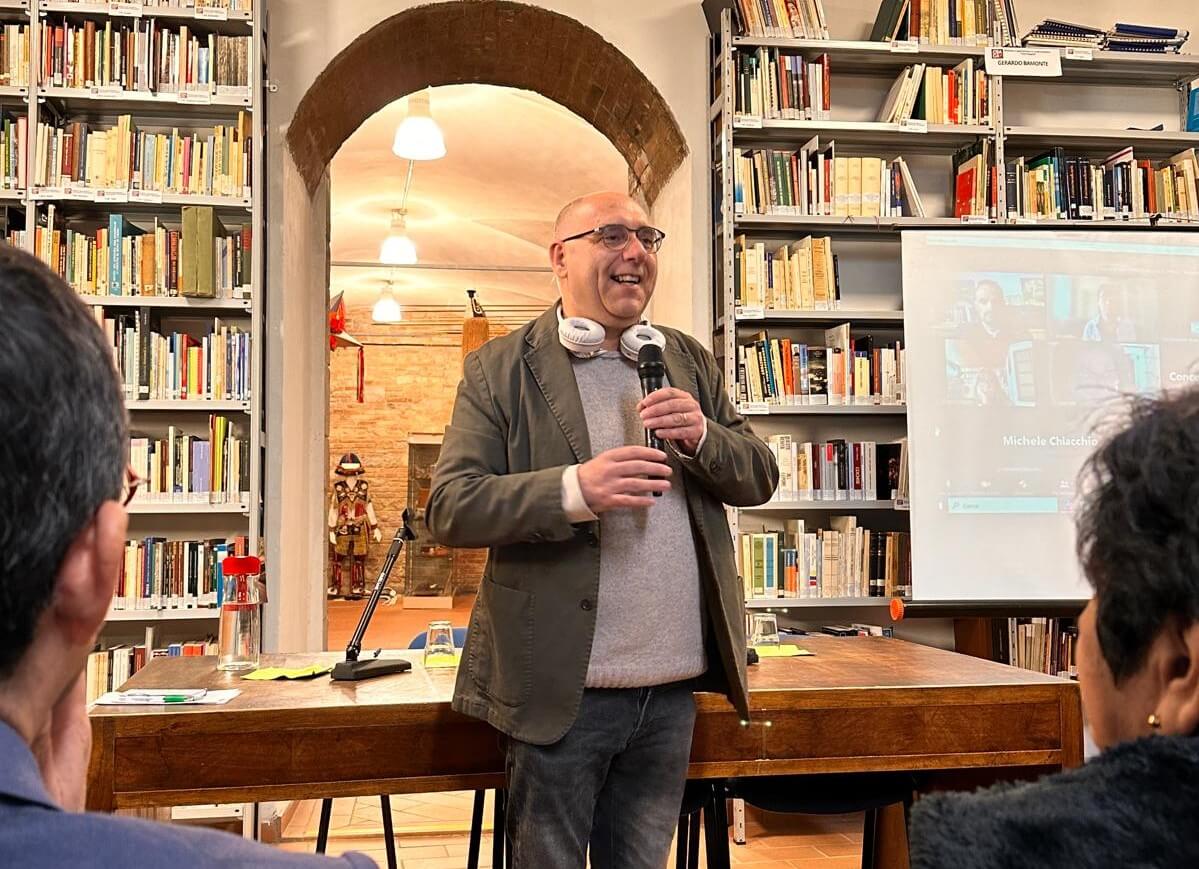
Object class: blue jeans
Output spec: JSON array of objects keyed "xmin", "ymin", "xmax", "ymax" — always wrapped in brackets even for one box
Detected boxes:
[{"xmin": 505, "ymin": 681, "xmax": 697, "ymax": 869}]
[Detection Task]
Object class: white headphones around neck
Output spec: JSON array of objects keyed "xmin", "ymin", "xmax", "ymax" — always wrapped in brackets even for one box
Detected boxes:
[{"xmin": 556, "ymin": 304, "xmax": 666, "ymax": 362}]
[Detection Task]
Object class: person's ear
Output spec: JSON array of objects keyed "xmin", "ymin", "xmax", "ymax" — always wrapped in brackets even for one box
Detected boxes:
[
  {"xmin": 1151, "ymin": 618, "xmax": 1199, "ymax": 737},
  {"xmin": 549, "ymin": 241, "xmax": 569, "ymax": 279},
  {"xmin": 51, "ymin": 501, "xmax": 127, "ymax": 646}
]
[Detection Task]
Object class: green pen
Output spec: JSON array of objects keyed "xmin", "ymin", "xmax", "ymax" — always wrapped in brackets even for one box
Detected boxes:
[{"xmin": 160, "ymin": 696, "xmax": 194, "ymax": 703}]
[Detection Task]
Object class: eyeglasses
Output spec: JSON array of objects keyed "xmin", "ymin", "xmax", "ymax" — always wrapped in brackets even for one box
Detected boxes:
[
  {"xmin": 558, "ymin": 224, "xmax": 666, "ymax": 254},
  {"xmin": 120, "ymin": 465, "xmax": 144, "ymax": 508}
]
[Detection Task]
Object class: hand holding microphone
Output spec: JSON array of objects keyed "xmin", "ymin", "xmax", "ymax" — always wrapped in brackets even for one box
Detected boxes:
[{"xmin": 637, "ymin": 345, "xmax": 706, "ymax": 462}]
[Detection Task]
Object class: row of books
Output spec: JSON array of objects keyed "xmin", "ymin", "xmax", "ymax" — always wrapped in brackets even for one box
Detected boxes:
[
  {"xmin": 86, "ymin": 631, "xmax": 217, "ymax": 704},
  {"xmin": 31, "ymin": 111, "xmax": 251, "ymax": 199},
  {"xmin": 733, "ymin": 145, "xmax": 927, "ymax": 217},
  {"xmin": 1, "ymin": 24, "xmax": 30, "ymax": 88},
  {"xmin": 38, "ymin": 205, "xmax": 251, "ymax": 297},
  {"xmin": 764, "ymin": 437, "xmax": 906, "ymax": 502},
  {"xmin": 871, "ymin": 0, "xmax": 1020, "ymax": 46},
  {"xmin": 952, "ymin": 139, "xmax": 994, "ymax": 218},
  {"xmin": 1023, "ymin": 20, "xmax": 1188, "ymax": 54},
  {"xmin": 96, "ymin": 308, "xmax": 250, "ymax": 401},
  {"xmin": 740, "ymin": 333, "xmax": 906, "ymax": 407},
  {"xmin": 734, "ymin": 49, "xmax": 830, "ymax": 121},
  {"xmin": 129, "ymin": 415, "xmax": 248, "ymax": 502},
  {"xmin": 734, "ymin": 234, "xmax": 836, "ymax": 310},
  {"xmin": 878, "ymin": 59, "xmax": 990, "ymax": 126},
  {"xmin": 1004, "ymin": 147, "xmax": 1199, "ymax": 221},
  {"xmin": 41, "ymin": 20, "xmax": 252, "ymax": 93},
  {"xmin": 740, "ymin": 522, "xmax": 912, "ymax": 599},
  {"xmin": 1, "ymin": 113, "xmax": 23, "ymax": 191},
  {"xmin": 115, "ymin": 535, "xmax": 247, "ymax": 611},
  {"xmin": 733, "ymin": 55, "xmax": 990, "ymax": 127},
  {"xmin": 991, "ymin": 617, "xmax": 1078, "ymax": 677},
  {"xmin": 57, "ymin": 0, "xmax": 253, "ymax": 14},
  {"xmin": 730, "ymin": 0, "xmax": 829, "ymax": 40}
]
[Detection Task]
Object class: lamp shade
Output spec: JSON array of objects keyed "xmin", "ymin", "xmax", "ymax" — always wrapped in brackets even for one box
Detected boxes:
[
  {"xmin": 392, "ymin": 90, "xmax": 446, "ymax": 161},
  {"xmin": 379, "ymin": 210, "xmax": 417, "ymax": 265},
  {"xmin": 372, "ymin": 286, "xmax": 403, "ymax": 324},
  {"xmin": 379, "ymin": 233, "xmax": 417, "ymax": 265}
]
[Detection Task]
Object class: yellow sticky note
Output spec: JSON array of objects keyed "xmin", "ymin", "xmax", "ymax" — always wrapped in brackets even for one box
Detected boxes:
[
  {"xmin": 423, "ymin": 651, "xmax": 461, "ymax": 669},
  {"xmin": 243, "ymin": 665, "xmax": 334, "ymax": 680},
  {"xmin": 753, "ymin": 645, "xmax": 812, "ymax": 658}
]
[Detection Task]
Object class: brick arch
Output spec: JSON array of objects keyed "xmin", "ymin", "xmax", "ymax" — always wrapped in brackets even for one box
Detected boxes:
[{"xmin": 285, "ymin": 1, "xmax": 688, "ymax": 205}]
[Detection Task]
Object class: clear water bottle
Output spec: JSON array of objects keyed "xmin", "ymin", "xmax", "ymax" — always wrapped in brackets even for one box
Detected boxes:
[{"xmin": 218, "ymin": 555, "xmax": 262, "ymax": 671}]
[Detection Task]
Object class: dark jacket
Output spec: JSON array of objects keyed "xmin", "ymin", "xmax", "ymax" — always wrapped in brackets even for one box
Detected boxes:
[
  {"xmin": 910, "ymin": 733, "xmax": 1199, "ymax": 869},
  {"xmin": 0, "ymin": 721, "xmax": 374, "ymax": 868},
  {"xmin": 426, "ymin": 306, "xmax": 778, "ymax": 745}
]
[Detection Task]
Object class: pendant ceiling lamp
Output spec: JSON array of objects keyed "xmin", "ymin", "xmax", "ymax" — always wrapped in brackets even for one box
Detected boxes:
[{"xmin": 393, "ymin": 89, "xmax": 446, "ymax": 161}]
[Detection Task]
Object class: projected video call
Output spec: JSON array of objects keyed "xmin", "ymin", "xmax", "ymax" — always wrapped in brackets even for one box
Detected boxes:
[{"xmin": 903, "ymin": 232, "xmax": 1199, "ymax": 600}]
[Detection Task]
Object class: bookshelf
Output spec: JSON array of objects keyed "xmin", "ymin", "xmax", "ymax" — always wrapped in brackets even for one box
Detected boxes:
[
  {"xmin": 707, "ymin": 1, "xmax": 1199, "ymax": 610},
  {"xmin": 0, "ymin": 0, "xmax": 264, "ymax": 643},
  {"xmin": 105, "ymin": 607, "xmax": 218, "ymax": 621},
  {"xmin": 746, "ymin": 596, "xmax": 893, "ymax": 608},
  {"xmin": 744, "ymin": 500, "xmax": 898, "ymax": 512}
]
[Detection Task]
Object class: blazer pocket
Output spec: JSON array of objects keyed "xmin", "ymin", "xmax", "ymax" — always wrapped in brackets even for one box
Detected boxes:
[{"xmin": 468, "ymin": 580, "xmax": 534, "ymax": 707}]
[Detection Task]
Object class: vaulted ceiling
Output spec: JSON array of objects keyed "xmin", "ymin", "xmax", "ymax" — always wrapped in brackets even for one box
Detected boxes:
[{"xmin": 329, "ymin": 84, "xmax": 628, "ymax": 316}]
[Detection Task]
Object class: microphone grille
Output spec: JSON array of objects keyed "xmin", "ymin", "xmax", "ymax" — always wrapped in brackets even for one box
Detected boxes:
[{"xmin": 637, "ymin": 343, "xmax": 664, "ymax": 365}]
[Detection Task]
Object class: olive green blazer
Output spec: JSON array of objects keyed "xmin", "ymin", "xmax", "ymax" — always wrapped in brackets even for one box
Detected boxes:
[{"xmin": 426, "ymin": 306, "xmax": 778, "ymax": 745}]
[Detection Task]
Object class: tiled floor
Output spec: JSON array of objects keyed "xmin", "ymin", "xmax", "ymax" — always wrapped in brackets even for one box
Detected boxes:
[{"xmin": 279, "ymin": 792, "xmax": 864, "ymax": 868}]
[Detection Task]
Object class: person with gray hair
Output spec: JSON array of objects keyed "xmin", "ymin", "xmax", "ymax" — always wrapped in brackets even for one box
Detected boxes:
[{"xmin": 0, "ymin": 244, "xmax": 376, "ymax": 868}]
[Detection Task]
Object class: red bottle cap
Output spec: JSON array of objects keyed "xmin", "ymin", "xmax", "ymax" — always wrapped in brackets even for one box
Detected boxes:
[{"xmin": 222, "ymin": 555, "xmax": 262, "ymax": 576}]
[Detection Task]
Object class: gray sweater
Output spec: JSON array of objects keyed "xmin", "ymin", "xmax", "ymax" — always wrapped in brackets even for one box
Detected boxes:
[{"xmin": 572, "ymin": 351, "xmax": 707, "ymax": 688}]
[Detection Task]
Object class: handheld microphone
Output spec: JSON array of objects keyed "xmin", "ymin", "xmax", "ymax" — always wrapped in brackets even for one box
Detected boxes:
[{"xmin": 637, "ymin": 344, "xmax": 666, "ymax": 497}]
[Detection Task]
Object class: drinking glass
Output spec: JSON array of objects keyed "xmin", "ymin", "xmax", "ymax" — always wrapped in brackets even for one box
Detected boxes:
[
  {"xmin": 425, "ymin": 619, "xmax": 455, "ymax": 663},
  {"xmin": 750, "ymin": 612, "xmax": 780, "ymax": 647}
]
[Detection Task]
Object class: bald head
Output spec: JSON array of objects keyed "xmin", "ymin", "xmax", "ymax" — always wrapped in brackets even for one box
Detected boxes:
[
  {"xmin": 549, "ymin": 191, "xmax": 659, "ymax": 343},
  {"xmin": 554, "ymin": 192, "xmax": 648, "ymax": 241}
]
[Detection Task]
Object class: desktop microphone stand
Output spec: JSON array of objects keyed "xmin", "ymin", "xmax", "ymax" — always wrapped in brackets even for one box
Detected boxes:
[{"xmin": 331, "ymin": 508, "xmax": 417, "ymax": 681}]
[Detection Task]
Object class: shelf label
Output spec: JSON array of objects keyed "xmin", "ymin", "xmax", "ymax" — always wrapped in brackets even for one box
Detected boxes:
[
  {"xmin": 894, "ymin": 497, "xmax": 910, "ymax": 511},
  {"xmin": 94, "ymin": 187, "xmax": 130, "ymax": 203},
  {"xmin": 63, "ymin": 185, "xmax": 97, "ymax": 201},
  {"xmin": 889, "ymin": 39, "xmax": 919, "ymax": 53},
  {"xmin": 739, "ymin": 402, "xmax": 770, "ymax": 415},
  {"xmin": 1063, "ymin": 47, "xmax": 1093, "ymax": 61},
  {"xmin": 736, "ymin": 306, "xmax": 765, "ymax": 320},
  {"xmin": 984, "ymin": 46, "xmax": 1062, "ymax": 78},
  {"xmin": 216, "ymin": 85, "xmax": 252, "ymax": 101},
  {"xmin": 90, "ymin": 85, "xmax": 126, "ymax": 99},
  {"xmin": 899, "ymin": 118, "xmax": 928, "ymax": 133},
  {"xmin": 37, "ymin": 187, "xmax": 63, "ymax": 198},
  {"xmin": 178, "ymin": 87, "xmax": 213, "ymax": 105},
  {"xmin": 734, "ymin": 115, "xmax": 763, "ymax": 129},
  {"xmin": 1012, "ymin": 216, "xmax": 1038, "ymax": 225},
  {"xmin": 959, "ymin": 214, "xmax": 989, "ymax": 224},
  {"xmin": 108, "ymin": 1, "xmax": 143, "ymax": 16},
  {"xmin": 195, "ymin": 4, "xmax": 230, "ymax": 20},
  {"xmin": 129, "ymin": 188, "xmax": 164, "ymax": 204}
]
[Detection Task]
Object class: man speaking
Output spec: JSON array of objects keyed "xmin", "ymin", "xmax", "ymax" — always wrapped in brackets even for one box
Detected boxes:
[{"xmin": 426, "ymin": 192, "xmax": 777, "ymax": 868}]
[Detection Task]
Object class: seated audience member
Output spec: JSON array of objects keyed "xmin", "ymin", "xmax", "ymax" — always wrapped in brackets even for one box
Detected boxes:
[
  {"xmin": 0, "ymin": 246, "xmax": 375, "ymax": 868},
  {"xmin": 910, "ymin": 389, "xmax": 1199, "ymax": 868}
]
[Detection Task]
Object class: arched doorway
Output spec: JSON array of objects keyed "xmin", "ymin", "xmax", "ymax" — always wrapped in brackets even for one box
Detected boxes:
[
  {"xmin": 285, "ymin": 1, "xmax": 687, "ymax": 205},
  {"xmin": 268, "ymin": 1, "xmax": 696, "ymax": 651}
]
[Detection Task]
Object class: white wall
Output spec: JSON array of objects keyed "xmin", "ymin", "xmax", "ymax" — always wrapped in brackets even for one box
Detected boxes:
[{"xmin": 263, "ymin": 0, "xmax": 713, "ymax": 650}]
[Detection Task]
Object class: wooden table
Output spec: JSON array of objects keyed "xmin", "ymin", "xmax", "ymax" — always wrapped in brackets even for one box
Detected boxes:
[{"xmin": 88, "ymin": 636, "xmax": 1081, "ymax": 812}]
